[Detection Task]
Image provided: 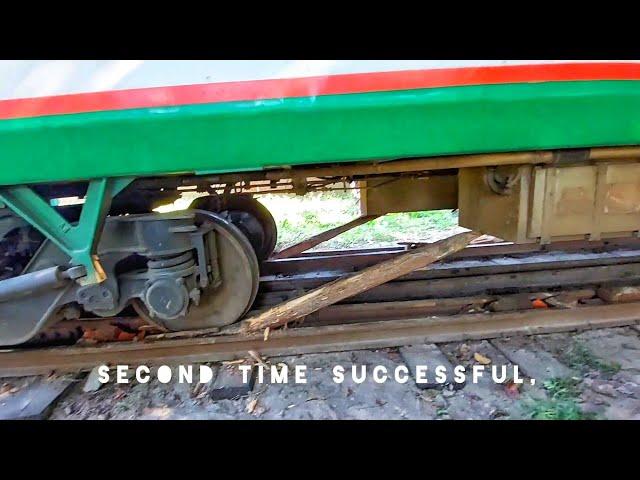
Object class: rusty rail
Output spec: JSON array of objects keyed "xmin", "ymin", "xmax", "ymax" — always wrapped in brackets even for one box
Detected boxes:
[
  {"xmin": 262, "ymin": 236, "xmax": 640, "ymax": 276},
  {"xmin": 1, "ymin": 302, "xmax": 639, "ymax": 377}
]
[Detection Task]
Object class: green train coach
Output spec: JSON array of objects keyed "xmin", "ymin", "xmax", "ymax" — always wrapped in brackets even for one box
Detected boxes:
[{"xmin": 1, "ymin": 60, "xmax": 639, "ymax": 346}]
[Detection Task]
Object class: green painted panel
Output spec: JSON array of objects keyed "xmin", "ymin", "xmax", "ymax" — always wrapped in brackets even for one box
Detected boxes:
[
  {"xmin": 0, "ymin": 177, "xmax": 133, "ymax": 284},
  {"xmin": 1, "ymin": 80, "xmax": 640, "ymax": 186}
]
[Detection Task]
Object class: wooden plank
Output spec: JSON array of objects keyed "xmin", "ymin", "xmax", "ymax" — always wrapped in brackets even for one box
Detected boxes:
[
  {"xmin": 589, "ymin": 163, "xmax": 607, "ymax": 241},
  {"xmin": 539, "ymin": 166, "xmax": 557, "ymax": 244},
  {"xmin": 271, "ymin": 215, "xmax": 380, "ymax": 260},
  {"xmin": 236, "ymin": 231, "xmax": 480, "ymax": 334}
]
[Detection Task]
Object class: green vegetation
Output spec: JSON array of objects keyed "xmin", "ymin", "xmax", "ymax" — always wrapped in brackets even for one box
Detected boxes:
[
  {"xmin": 564, "ymin": 343, "xmax": 621, "ymax": 376},
  {"xmin": 159, "ymin": 189, "xmax": 461, "ymax": 251},
  {"xmin": 543, "ymin": 377, "xmax": 582, "ymax": 400},
  {"xmin": 258, "ymin": 190, "xmax": 461, "ymax": 251},
  {"xmin": 523, "ymin": 377, "xmax": 594, "ymax": 420},
  {"xmin": 524, "ymin": 398, "xmax": 587, "ymax": 420},
  {"xmin": 523, "ymin": 343, "xmax": 622, "ymax": 420}
]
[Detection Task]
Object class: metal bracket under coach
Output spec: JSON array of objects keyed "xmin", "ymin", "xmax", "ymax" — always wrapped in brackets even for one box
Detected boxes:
[{"xmin": 458, "ymin": 161, "xmax": 640, "ymax": 244}]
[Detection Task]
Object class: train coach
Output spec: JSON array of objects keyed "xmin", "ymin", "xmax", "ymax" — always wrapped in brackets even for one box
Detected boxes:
[{"xmin": 1, "ymin": 60, "xmax": 639, "ymax": 346}]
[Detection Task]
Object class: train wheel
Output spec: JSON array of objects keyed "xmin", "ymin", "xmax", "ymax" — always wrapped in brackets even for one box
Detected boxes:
[
  {"xmin": 132, "ymin": 210, "xmax": 259, "ymax": 331},
  {"xmin": 190, "ymin": 194, "xmax": 277, "ymax": 261}
]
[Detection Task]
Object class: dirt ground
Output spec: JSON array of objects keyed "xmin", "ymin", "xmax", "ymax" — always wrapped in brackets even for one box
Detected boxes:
[{"xmin": 2, "ymin": 326, "xmax": 637, "ymax": 420}]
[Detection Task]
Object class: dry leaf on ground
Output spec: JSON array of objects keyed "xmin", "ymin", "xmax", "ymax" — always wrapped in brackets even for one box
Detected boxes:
[
  {"xmin": 504, "ymin": 380, "xmax": 521, "ymax": 398},
  {"xmin": 474, "ymin": 352, "xmax": 492, "ymax": 365},
  {"xmin": 246, "ymin": 398, "xmax": 258, "ymax": 414}
]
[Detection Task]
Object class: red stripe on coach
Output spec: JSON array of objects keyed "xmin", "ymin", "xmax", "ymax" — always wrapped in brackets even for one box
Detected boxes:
[{"xmin": 1, "ymin": 62, "xmax": 639, "ymax": 120}]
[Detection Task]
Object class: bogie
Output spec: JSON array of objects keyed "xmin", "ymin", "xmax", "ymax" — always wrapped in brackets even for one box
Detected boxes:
[{"xmin": 0, "ymin": 209, "xmax": 259, "ymax": 345}]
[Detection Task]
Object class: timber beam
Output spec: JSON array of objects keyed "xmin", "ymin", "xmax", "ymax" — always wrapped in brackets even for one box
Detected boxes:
[
  {"xmin": 234, "ymin": 231, "xmax": 480, "ymax": 334},
  {"xmin": 271, "ymin": 215, "xmax": 381, "ymax": 260}
]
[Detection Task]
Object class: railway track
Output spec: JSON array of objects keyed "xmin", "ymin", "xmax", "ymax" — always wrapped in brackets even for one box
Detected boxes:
[
  {"xmin": 1, "ymin": 301, "xmax": 639, "ymax": 378},
  {"xmin": 1, "ymin": 239, "xmax": 640, "ymax": 378}
]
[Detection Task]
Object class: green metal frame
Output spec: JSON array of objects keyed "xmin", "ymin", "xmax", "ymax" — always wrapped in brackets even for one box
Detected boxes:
[
  {"xmin": 0, "ymin": 177, "xmax": 133, "ymax": 285},
  {"xmin": 1, "ymin": 81, "xmax": 640, "ymax": 186}
]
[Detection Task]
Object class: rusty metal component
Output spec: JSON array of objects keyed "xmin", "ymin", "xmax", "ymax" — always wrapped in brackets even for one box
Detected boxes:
[
  {"xmin": 359, "ymin": 175, "xmax": 457, "ymax": 216},
  {"xmin": 484, "ymin": 166, "xmax": 522, "ymax": 195},
  {"xmin": 302, "ymin": 295, "xmax": 495, "ymax": 325},
  {"xmin": 131, "ymin": 146, "xmax": 640, "ymax": 199},
  {"xmin": 268, "ymin": 151, "xmax": 546, "ymax": 181},
  {"xmin": 589, "ymin": 147, "xmax": 640, "ymax": 160},
  {"xmin": 552, "ymin": 149, "xmax": 591, "ymax": 166},
  {"xmin": 19, "ymin": 324, "xmax": 84, "ymax": 348}
]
